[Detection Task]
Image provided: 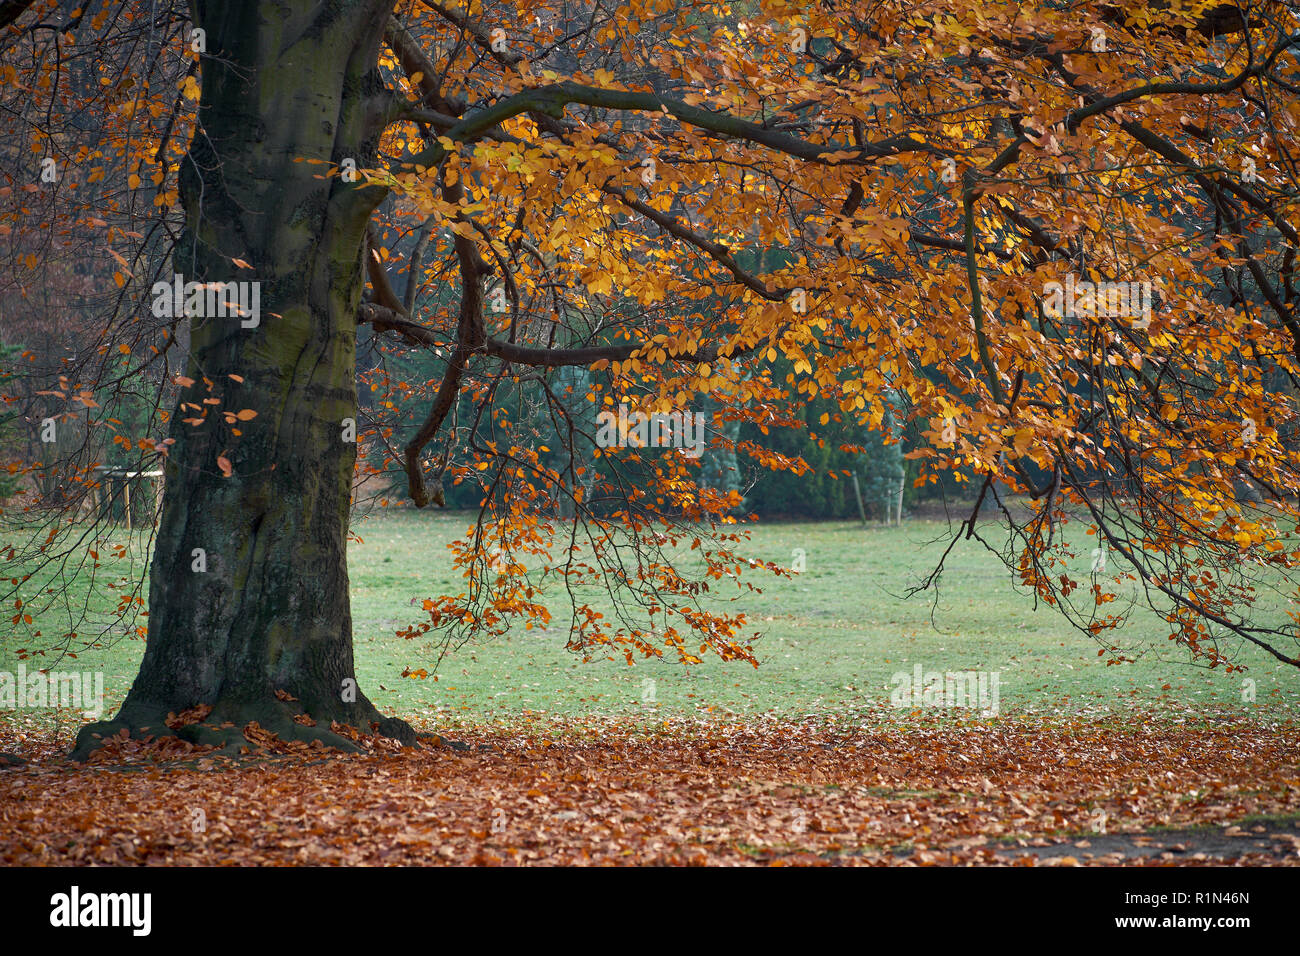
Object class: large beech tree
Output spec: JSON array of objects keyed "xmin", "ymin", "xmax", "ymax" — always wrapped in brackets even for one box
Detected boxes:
[{"xmin": 0, "ymin": 0, "xmax": 1297, "ymax": 757}]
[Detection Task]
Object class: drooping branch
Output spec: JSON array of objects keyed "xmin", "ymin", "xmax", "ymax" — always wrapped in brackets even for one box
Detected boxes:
[
  {"xmin": 400, "ymin": 173, "xmax": 484, "ymax": 508},
  {"xmin": 962, "ymin": 170, "xmax": 1010, "ymax": 409}
]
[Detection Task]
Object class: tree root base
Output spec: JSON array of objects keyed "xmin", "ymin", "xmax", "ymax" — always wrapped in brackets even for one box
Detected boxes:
[{"xmin": 70, "ymin": 695, "xmax": 425, "ymax": 762}]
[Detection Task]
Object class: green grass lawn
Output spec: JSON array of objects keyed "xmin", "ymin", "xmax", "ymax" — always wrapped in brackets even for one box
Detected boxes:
[{"xmin": 3, "ymin": 509, "xmax": 1298, "ymax": 735}]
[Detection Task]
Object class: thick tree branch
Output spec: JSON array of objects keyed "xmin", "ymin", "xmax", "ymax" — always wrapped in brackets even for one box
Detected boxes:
[
  {"xmin": 404, "ymin": 218, "xmax": 436, "ymax": 313},
  {"xmin": 0, "ymin": 0, "xmax": 37, "ymax": 31},
  {"xmin": 365, "ymin": 224, "xmax": 410, "ymax": 318},
  {"xmin": 383, "ymin": 15, "xmax": 466, "ymax": 117},
  {"xmin": 398, "ymin": 82, "xmax": 932, "ymax": 170},
  {"xmin": 357, "ymin": 308, "xmax": 751, "ymax": 367},
  {"xmin": 601, "ymin": 183, "xmax": 788, "ymax": 301}
]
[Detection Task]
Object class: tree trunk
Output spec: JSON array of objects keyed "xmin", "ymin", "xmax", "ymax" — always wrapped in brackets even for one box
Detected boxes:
[{"xmin": 74, "ymin": 0, "xmax": 414, "ymax": 758}]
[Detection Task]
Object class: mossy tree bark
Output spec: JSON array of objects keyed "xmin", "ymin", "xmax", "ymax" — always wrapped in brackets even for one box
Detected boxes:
[{"xmin": 74, "ymin": 0, "xmax": 414, "ymax": 758}]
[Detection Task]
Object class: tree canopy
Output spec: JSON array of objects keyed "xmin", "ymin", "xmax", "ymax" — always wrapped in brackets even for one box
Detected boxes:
[{"xmin": 0, "ymin": 0, "xmax": 1297, "ymax": 754}]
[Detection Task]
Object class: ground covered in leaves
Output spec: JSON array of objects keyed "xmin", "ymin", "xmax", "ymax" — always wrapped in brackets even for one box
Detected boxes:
[{"xmin": 1, "ymin": 712, "xmax": 1298, "ymax": 865}]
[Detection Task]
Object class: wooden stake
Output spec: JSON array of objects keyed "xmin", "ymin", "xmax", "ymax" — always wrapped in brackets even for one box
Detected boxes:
[{"xmin": 851, "ymin": 473, "xmax": 867, "ymax": 526}]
